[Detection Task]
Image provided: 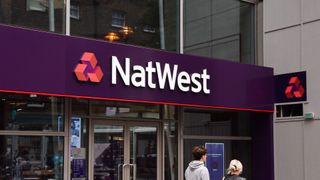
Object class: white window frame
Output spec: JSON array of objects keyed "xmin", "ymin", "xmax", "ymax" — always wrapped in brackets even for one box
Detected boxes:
[
  {"xmin": 275, "ymin": 102, "xmax": 306, "ymax": 121},
  {"xmin": 26, "ymin": 0, "xmax": 47, "ymax": 12},
  {"xmin": 70, "ymin": 3, "xmax": 80, "ymax": 20},
  {"xmin": 111, "ymin": 10, "xmax": 126, "ymax": 28}
]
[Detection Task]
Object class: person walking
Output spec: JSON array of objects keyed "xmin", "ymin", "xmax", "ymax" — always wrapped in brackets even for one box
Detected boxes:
[
  {"xmin": 222, "ymin": 159, "xmax": 246, "ymax": 180},
  {"xmin": 185, "ymin": 146, "xmax": 210, "ymax": 180}
]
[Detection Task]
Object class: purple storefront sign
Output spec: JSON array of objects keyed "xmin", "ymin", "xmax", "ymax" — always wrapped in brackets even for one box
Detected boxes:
[{"xmin": 0, "ymin": 25, "xmax": 274, "ymax": 111}]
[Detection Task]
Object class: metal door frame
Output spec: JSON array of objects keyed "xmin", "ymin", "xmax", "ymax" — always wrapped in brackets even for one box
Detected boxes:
[{"xmin": 89, "ymin": 119, "xmax": 163, "ymax": 180}]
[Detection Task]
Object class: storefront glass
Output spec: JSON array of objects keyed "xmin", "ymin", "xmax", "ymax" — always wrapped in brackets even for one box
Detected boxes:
[
  {"xmin": 93, "ymin": 124, "xmax": 124, "ymax": 180},
  {"xmin": 183, "ymin": 139, "xmax": 252, "ymax": 180},
  {"xmin": 164, "ymin": 121, "xmax": 178, "ymax": 180},
  {"xmin": 70, "ymin": 117, "xmax": 88, "ymax": 179},
  {"xmin": 0, "ymin": 136, "xmax": 64, "ymax": 180},
  {"xmin": 72, "ymin": 98, "xmax": 89, "ymax": 116},
  {"xmin": 184, "ymin": 110, "xmax": 253, "ymax": 136},
  {"xmin": 0, "ymin": 93, "xmax": 64, "ymax": 132},
  {"xmin": 91, "ymin": 100, "xmax": 160, "ymax": 119},
  {"xmin": 130, "ymin": 126, "xmax": 157, "ymax": 180},
  {"xmin": 0, "ymin": 0, "xmax": 65, "ymax": 33},
  {"xmin": 183, "ymin": 109, "xmax": 253, "ymax": 180}
]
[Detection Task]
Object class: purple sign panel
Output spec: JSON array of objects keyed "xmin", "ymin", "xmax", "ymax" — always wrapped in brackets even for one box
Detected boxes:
[
  {"xmin": 205, "ymin": 143, "xmax": 224, "ymax": 180},
  {"xmin": 274, "ymin": 71, "xmax": 306, "ymax": 103},
  {"xmin": 0, "ymin": 25, "xmax": 274, "ymax": 111}
]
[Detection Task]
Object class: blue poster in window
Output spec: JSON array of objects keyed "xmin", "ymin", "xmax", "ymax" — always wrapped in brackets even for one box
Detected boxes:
[
  {"xmin": 205, "ymin": 143, "xmax": 224, "ymax": 180},
  {"xmin": 71, "ymin": 117, "xmax": 81, "ymax": 148}
]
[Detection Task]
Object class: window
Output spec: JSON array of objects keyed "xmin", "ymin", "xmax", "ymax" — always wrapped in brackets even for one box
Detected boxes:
[
  {"xmin": 26, "ymin": 0, "xmax": 47, "ymax": 12},
  {"xmin": 0, "ymin": 93, "xmax": 65, "ymax": 179},
  {"xmin": 143, "ymin": 26, "xmax": 156, "ymax": 33},
  {"xmin": 111, "ymin": 10, "xmax": 126, "ymax": 28},
  {"xmin": 0, "ymin": 136, "xmax": 64, "ymax": 179},
  {"xmin": 0, "ymin": 93, "xmax": 64, "ymax": 131},
  {"xmin": 276, "ymin": 103, "xmax": 304, "ymax": 118},
  {"xmin": 70, "ymin": 3, "xmax": 80, "ymax": 20}
]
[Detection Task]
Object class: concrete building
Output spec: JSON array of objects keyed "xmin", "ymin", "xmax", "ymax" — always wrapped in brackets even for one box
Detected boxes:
[{"xmin": 264, "ymin": 0, "xmax": 320, "ymax": 180}]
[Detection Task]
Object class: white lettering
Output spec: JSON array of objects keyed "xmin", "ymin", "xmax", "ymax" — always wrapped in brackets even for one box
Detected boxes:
[
  {"xmin": 146, "ymin": 61, "xmax": 156, "ymax": 88},
  {"xmin": 201, "ymin": 69, "xmax": 210, "ymax": 94},
  {"xmin": 177, "ymin": 71, "xmax": 190, "ymax": 92},
  {"xmin": 110, "ymin": 56, "xmax": 211, "ymax": 94},
  {"xmin": 112, "ymin": 56, "xmax": 130, "ymax": 86},
  {"xmin": 131, "ymin": 65, "xmax": 146, "ymax": 87},
  {"xmin": 191, "ymin": 73, "xmax": 202, "ymax": 93},
  {"xmin": 156, "ymin": 62, "xmax": 178, "ymax": 90}
]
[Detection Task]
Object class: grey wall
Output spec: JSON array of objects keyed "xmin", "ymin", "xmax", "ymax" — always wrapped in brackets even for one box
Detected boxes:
[{"xmin": 264, "ymin": 0, "xmax": 320, "ymax": 180}]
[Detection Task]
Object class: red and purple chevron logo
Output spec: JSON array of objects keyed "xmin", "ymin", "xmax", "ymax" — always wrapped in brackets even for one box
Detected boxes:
[
  {"xmin": 285, "ymin": 76, "xmax": 305, "ymax": 99},
  {"xmin": 74, "ymin": 52, "xmax": 104, "ymax": 83}
]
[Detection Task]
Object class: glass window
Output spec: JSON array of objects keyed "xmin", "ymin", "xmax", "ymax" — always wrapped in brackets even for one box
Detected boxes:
[
  {"xmin": 184, "ymin": 139, "xmax": 252, "ymax": 180},
  {"xmin": 111, "ymin": 10, "xmax": 126, "ymax": 28},
  {"xmin": 0, "ymin": 93, "xmax": 64, "ymax": 131},
  {"xmin": 70, "ymin": 117, "xmax": 88, "ymax": 179},
  {"xmin": 27, "ymin": 0, "xmax": 46, "ymax": 12},
  {"xmin": 70, "ymin": 0, "xmax": 178, "ymax": 51},
  {"xmin": 184, "ymin": 110, "xmax": 252, "ymax": 136},
  {"xmin": 0, "ymin": 136, "xmax": 64, "ymax": 180},
  {"xmin": 91, "ymin": 100, "xmax": 160, "ymax": 119},
  {"xmin": 276, "ymin": 103, "xmax": 303, "ymax": 118},
  {"xmin": 70, "ymin": 3, "xmax": 80, "ymax": 20},
  {"xmin": 164, "ymin": 121, "xmax": 178, "ymax": 180},
  {"xmin": 0, "ymin": 0, "xmax": 65, "ymax": 33},
  {"xmin": 184, "ymin": 0, "xmax": 255, "ymax": 64},
  {"xmin": 72, "ymin": 98, "xmax": 89, "ymax": 116}
]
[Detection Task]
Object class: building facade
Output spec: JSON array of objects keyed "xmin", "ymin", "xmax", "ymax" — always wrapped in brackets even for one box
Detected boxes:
[
  {"xmin": 0, "ymin": 1, "xmax": 274, "ymax": 180},
  {"xmin": 264, "ymin": 0, "xmax": 320, "ymax": 180}
]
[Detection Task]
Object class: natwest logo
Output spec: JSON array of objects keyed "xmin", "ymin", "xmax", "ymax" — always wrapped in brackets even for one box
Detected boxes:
[
  {"xmin": 111, "ymin": 56, "xmax": 211, "ymax": 94},
  {"xmin": 74, "ymin": 52, "xmax": 104, "ymax": 83},
  {"xmin": 285, "ymin": 76, "xmax": 305, "ymax": 99}
]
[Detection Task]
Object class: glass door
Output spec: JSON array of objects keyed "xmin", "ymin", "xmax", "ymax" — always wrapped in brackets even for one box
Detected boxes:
[
  {"xmin": 92, "ymin": 121, "xmax": 160, "ymax": 180},
  {"xmin": 93, "ymin": 124, "xmax": 124, "ymax": 180},
  {"xmin": 129, "ymin": 126, "xmax": 157, "ymax": 180}
]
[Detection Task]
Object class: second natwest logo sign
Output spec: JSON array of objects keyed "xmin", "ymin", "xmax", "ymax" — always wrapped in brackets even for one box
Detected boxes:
[
  {"xmin": 275, "ymin": 71, "xmax": 307, "ymax": 103},
  {"xmin": 74, "ymin": 52, "xmax": 211, "ymax": 94}
]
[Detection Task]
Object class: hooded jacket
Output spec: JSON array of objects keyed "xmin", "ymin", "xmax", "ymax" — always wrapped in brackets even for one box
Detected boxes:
[{"xmin": 185, "ymin": 160, "xmax": 210, "ymax": 180}]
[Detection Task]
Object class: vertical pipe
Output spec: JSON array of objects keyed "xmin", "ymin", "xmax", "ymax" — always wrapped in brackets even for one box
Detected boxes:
[
  {"xmin": 65, "ymin": 0, "xmax": 70, "ymax": 35},
  {"xmin": 179, "ymin": 0, "xmax": 184, "ymax": 54},
  {"xmin": 159, "ymin": 0, "xmax": 166, "ymax": 50},
  {"xmin": 48, "ymin": 0, "xmax": 55, "ymax": 32}
]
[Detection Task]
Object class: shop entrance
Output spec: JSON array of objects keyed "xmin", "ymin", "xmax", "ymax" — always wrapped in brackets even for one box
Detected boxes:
[{"xmin": 92, "ymin": 120, "xmax": 161, "ymax": 180}]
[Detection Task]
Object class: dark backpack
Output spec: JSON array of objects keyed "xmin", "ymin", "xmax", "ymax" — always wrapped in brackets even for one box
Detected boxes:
[{"xmin": 223, "ymin": 175, "xmax": 246, "ymax": 180}]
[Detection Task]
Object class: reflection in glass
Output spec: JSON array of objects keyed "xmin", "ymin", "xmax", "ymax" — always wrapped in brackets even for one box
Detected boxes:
[
  {"xmin": 183, "ymin": 110, "xmax": 252, "ymax": 136},
  {"xmin": 94, "ymin": 125, "xmax": 124, "ymax": 180},
  {"xmin": 184, "ymin": 0, "xmax": 255, "ymax": 64},
  {"xmin": 70, "ymin": 117, "xmax": 88, "ymax": 179},
  {"xmin": 72, "ymin": 98, "xmax": 89, "ymax": 116},
  {"xmin": 164, "ymin": 121, "xmax": 178, "ymax": 180},
  {"xmin": 70, "ymin": 0, "xmax": 177, "ymax": 51},
  {"xmin": 130, "ymin": 126, "xmax": 157, "ymax": 180},
  {"xmin": 0, "ymin": 0, "xmax": 64, "ymax": 33},
  {"xmin": 0, "ymin": 136, "xmax": 64, "ymax": 180},
  {"xmin": 0, "ymin": 93, "xmax": 64, "ymax": 131},
  {"xmin": 91, "ymin": 100, "xmax": 160, "ymax": 119}
]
